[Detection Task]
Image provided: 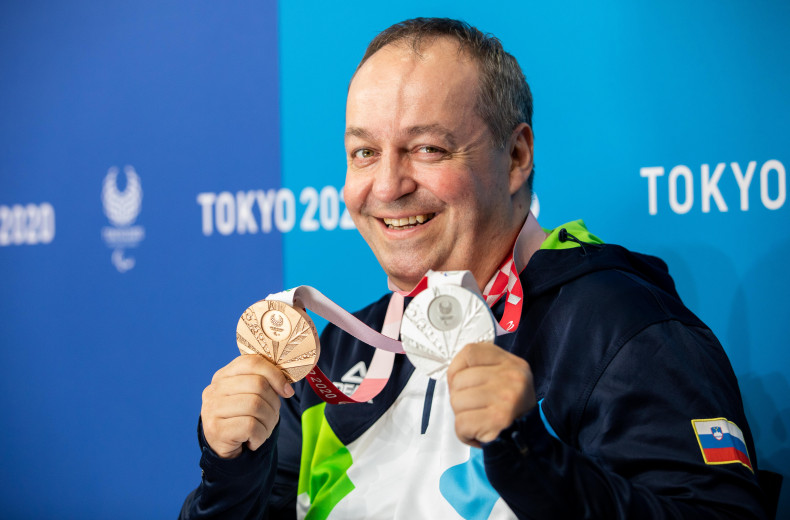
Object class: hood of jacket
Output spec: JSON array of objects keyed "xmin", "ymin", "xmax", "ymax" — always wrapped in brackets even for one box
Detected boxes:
[{"xmin": 525, "ymin": 220, "xmax": 680, "ymax": 301}]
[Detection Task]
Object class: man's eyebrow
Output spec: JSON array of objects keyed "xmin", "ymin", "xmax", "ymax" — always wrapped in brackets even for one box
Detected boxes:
[
  {"xmin": 344, "ymin": 124, "xmax": 458, "ymax": 147},
  {"xmin": 344, "ymin": 127, "xmax": 375, "ymax": 140},
  {"xmin": 406, "ymin": 124, "xmax": 457, "ymax": 147}
]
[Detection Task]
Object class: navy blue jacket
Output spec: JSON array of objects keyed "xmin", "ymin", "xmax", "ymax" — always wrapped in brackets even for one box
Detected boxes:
[{"xmin": 181, "ymin": 241, "xmax": 767, "ymax": 519}]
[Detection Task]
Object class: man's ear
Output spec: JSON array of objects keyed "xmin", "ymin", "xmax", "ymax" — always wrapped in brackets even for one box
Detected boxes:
[{"xmin": 508, "ymin": 123, "xmax": 534, "ymax": 195}]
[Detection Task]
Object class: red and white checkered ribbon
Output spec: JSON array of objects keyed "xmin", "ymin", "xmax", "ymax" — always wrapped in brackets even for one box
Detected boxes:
[
  {"xmin": 481, "ymin": 254, "xmax": 523, "ymax": 332},
  {"xmin": 480, "ymin": 211, "xmax": 544, "ymax": 332}
]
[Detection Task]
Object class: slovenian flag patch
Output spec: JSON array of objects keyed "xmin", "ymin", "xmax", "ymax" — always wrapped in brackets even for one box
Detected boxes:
[{"xmin": 692, "ymin": 418, "xmax": 753, "ymax": 472}]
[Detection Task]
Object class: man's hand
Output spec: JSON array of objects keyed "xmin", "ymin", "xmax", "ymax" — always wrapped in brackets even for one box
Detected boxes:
[
  {"xmin": 201, "ymin": 354, "xmax": 294, "ymax": 459},
  {"xmin": 446, "ymin": 342, "xmax": 536, "ymax": 447}
]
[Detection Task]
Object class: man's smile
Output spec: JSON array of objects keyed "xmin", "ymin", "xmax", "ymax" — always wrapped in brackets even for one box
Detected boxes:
[{"xmin": 381, "ymin": 213, "xmax": 436, "ymax": 230}]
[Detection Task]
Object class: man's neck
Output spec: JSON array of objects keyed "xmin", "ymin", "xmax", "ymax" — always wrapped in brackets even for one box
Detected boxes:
[{"xmin": 388, "ymin": 211, "xmax": 546, "ymax": 295}]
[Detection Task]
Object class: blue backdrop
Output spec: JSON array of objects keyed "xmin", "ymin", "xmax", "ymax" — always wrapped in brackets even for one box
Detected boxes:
[{"xmin": 1, "ymin": 1, "xmax": 788, "ymax": 518}]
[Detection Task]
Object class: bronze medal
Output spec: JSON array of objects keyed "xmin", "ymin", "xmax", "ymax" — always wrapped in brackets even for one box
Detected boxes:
[{"xmin": 236, "ymin": 299, "xmax": 320, "ymax": 382}]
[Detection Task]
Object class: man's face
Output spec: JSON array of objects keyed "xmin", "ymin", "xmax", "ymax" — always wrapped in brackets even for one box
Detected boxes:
[{"xmin": 344, "ymin": 38, "xmax": 522, "ymax": 290}]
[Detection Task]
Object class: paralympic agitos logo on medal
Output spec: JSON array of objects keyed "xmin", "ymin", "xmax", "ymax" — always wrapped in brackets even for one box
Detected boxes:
[{"xmin": 101, "ymin": 165, "xmax": 145, "ymax": 273}]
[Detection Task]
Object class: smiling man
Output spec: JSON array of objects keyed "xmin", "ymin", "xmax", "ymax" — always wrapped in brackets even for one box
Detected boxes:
[
  {"xmin": 343, "ymin": 36, "xmax": 533, "ymax": 292},
  {"xmin": 181, "ymin": 18, "xmax": 767, "ymax": 519}
]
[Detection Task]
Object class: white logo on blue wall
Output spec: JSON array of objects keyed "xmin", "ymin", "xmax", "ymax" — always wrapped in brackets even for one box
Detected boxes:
[{"xmin": 101, "ymin": 165, "xmax": 145, "ymax": 272}]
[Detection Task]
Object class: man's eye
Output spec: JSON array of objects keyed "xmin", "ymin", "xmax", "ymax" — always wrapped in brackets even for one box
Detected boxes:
[
  {"xmin": 418, "ymin": 146, "xmax": 443, "ymax": 154},
  {"xmin": 353, "ymin": 149, "xmax": 375, "ymax": 159}
]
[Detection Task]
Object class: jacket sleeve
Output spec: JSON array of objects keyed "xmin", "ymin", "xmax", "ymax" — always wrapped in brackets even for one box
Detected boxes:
[
  {"xmin": 178, "ymin": 419, "xmax": 279, "ymax": 520},
  {"xmin": 482, "ymin": 320, "xmax": 768, "ymax": 520}
]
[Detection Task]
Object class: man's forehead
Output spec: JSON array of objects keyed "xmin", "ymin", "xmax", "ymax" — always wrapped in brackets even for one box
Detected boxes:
[
  {"xmin": 345, "ymin": 37, "xmax": 483, "ymax": 140},
  {"xmin": 377, "ymin": 35, "xmax": 472, "ymax": 62}
]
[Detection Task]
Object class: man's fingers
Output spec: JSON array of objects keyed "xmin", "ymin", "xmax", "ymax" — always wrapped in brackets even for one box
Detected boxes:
[
  {"xmin": 447, "ymin": 342, "xmax": 509, "ymax": 383},
  {"xmin": 451, "ymin": 384, "xmax": 530, "ymax": 429},
  {"xmin": 448, "ymin": 364, "xmax": 500, "ymax": 393},
  {"xmin": 446, "ymin": 342, "xmax": 537, "ymax": 447},
  {"xmin": 448, "ymin": 343, "xmax": 531, "ymax": 393},
  {"xmin": 208, "ymin": 373, "xmax": 283, "ymax": 406},
  {"xmin": 205, "ymin": 415, "xmax": 273, "ymax": 455},
  {"xmin": 449, "ymin": 383, "xmax": 498, "ymax": 412},
  {"xmin": 454, "ymin": 409, "xmax": 503, "ymax": 447},
  {"xmin": 212, "ymin": 354, "xmax": 294, "ymax": 398},
  {"xmin": 201, "ymin": 354, "xmax": 294, "ymax": 459},
  {"xmin": 208, "ymin": 391, "xmax": 281, "ymax": 422},
  {"xmin": 449, "ymin": 365, "xmax": 534, "ymax": 420}
]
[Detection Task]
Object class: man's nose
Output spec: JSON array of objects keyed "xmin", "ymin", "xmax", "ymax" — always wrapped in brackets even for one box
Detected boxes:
[{"xmin": 371, "ymin": 152, "xmax": 417, "ymax": 202}]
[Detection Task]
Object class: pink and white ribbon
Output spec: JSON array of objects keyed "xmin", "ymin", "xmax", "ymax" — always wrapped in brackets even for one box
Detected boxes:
[{"xmin": 266, "ymin": 212, "xmax": 544, "ymax": 404}]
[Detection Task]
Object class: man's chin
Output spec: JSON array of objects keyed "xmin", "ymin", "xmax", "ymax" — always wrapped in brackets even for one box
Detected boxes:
[{"xmin": 383, "ymin": 265, "xmax": 432, "ymax": 292}]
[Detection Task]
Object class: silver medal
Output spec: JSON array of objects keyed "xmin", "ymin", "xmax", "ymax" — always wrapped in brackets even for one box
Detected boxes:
[{"xmin": 400, "ymin": 284, "xmax": 496, "ymax": 379}]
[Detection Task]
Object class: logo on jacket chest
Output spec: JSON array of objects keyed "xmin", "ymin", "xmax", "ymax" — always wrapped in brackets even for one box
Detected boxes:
[{"xmin": 332, "ymin": 361, "xmax": 368, "ymax": 396}]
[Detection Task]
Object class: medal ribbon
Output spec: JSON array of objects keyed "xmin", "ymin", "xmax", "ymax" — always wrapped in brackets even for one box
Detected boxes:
[
  {"xmin": 269, "ymin": 211, "xmax": 544, "ymax": 404},
  {"xmin": 265, "ymin": 286, "xmax": 404, "ymax": 404},
  {"xmin": 480, "ymin": 211, "xmax": 544, "ymax": 332}
]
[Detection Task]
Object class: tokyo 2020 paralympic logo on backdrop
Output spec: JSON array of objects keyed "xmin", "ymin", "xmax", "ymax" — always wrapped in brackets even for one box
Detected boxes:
[{"xmin": 101, "ymin": 165, "xmax": 145, "ymax": 273}]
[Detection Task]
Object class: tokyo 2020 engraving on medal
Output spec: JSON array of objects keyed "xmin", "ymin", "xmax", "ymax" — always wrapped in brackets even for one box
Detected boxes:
[
  {"xmin": 400, "ymin": 284, "xmax": 496, "ymax": 379},
  {"xmin": 236, "ymin": 299, "xmax": 320, "ymax": 382}
]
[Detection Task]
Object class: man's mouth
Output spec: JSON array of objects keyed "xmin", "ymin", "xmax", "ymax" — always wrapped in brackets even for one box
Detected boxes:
[{"xmin": 382, "ymin": 213, "xmax": 436, "ymax": 230}]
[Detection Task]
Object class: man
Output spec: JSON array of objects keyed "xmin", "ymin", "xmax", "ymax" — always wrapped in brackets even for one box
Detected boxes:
[{"xmin": 181, "ymin": 18, "xmax": 767, "ymax": 519}]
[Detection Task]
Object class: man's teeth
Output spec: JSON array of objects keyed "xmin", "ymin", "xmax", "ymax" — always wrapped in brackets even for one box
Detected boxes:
[{"xmin": 383, "ymin": 213, "xmax": 435, "ymax": 228}]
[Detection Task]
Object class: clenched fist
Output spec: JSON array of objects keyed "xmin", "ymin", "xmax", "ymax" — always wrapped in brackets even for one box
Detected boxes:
[
  {"xmin": 447, "ymin": 342, "xmax": 536, "ymax": 447},
  {"xmin": 201, "ymin": 354, "xmax": 295, "ymax": 459}
]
